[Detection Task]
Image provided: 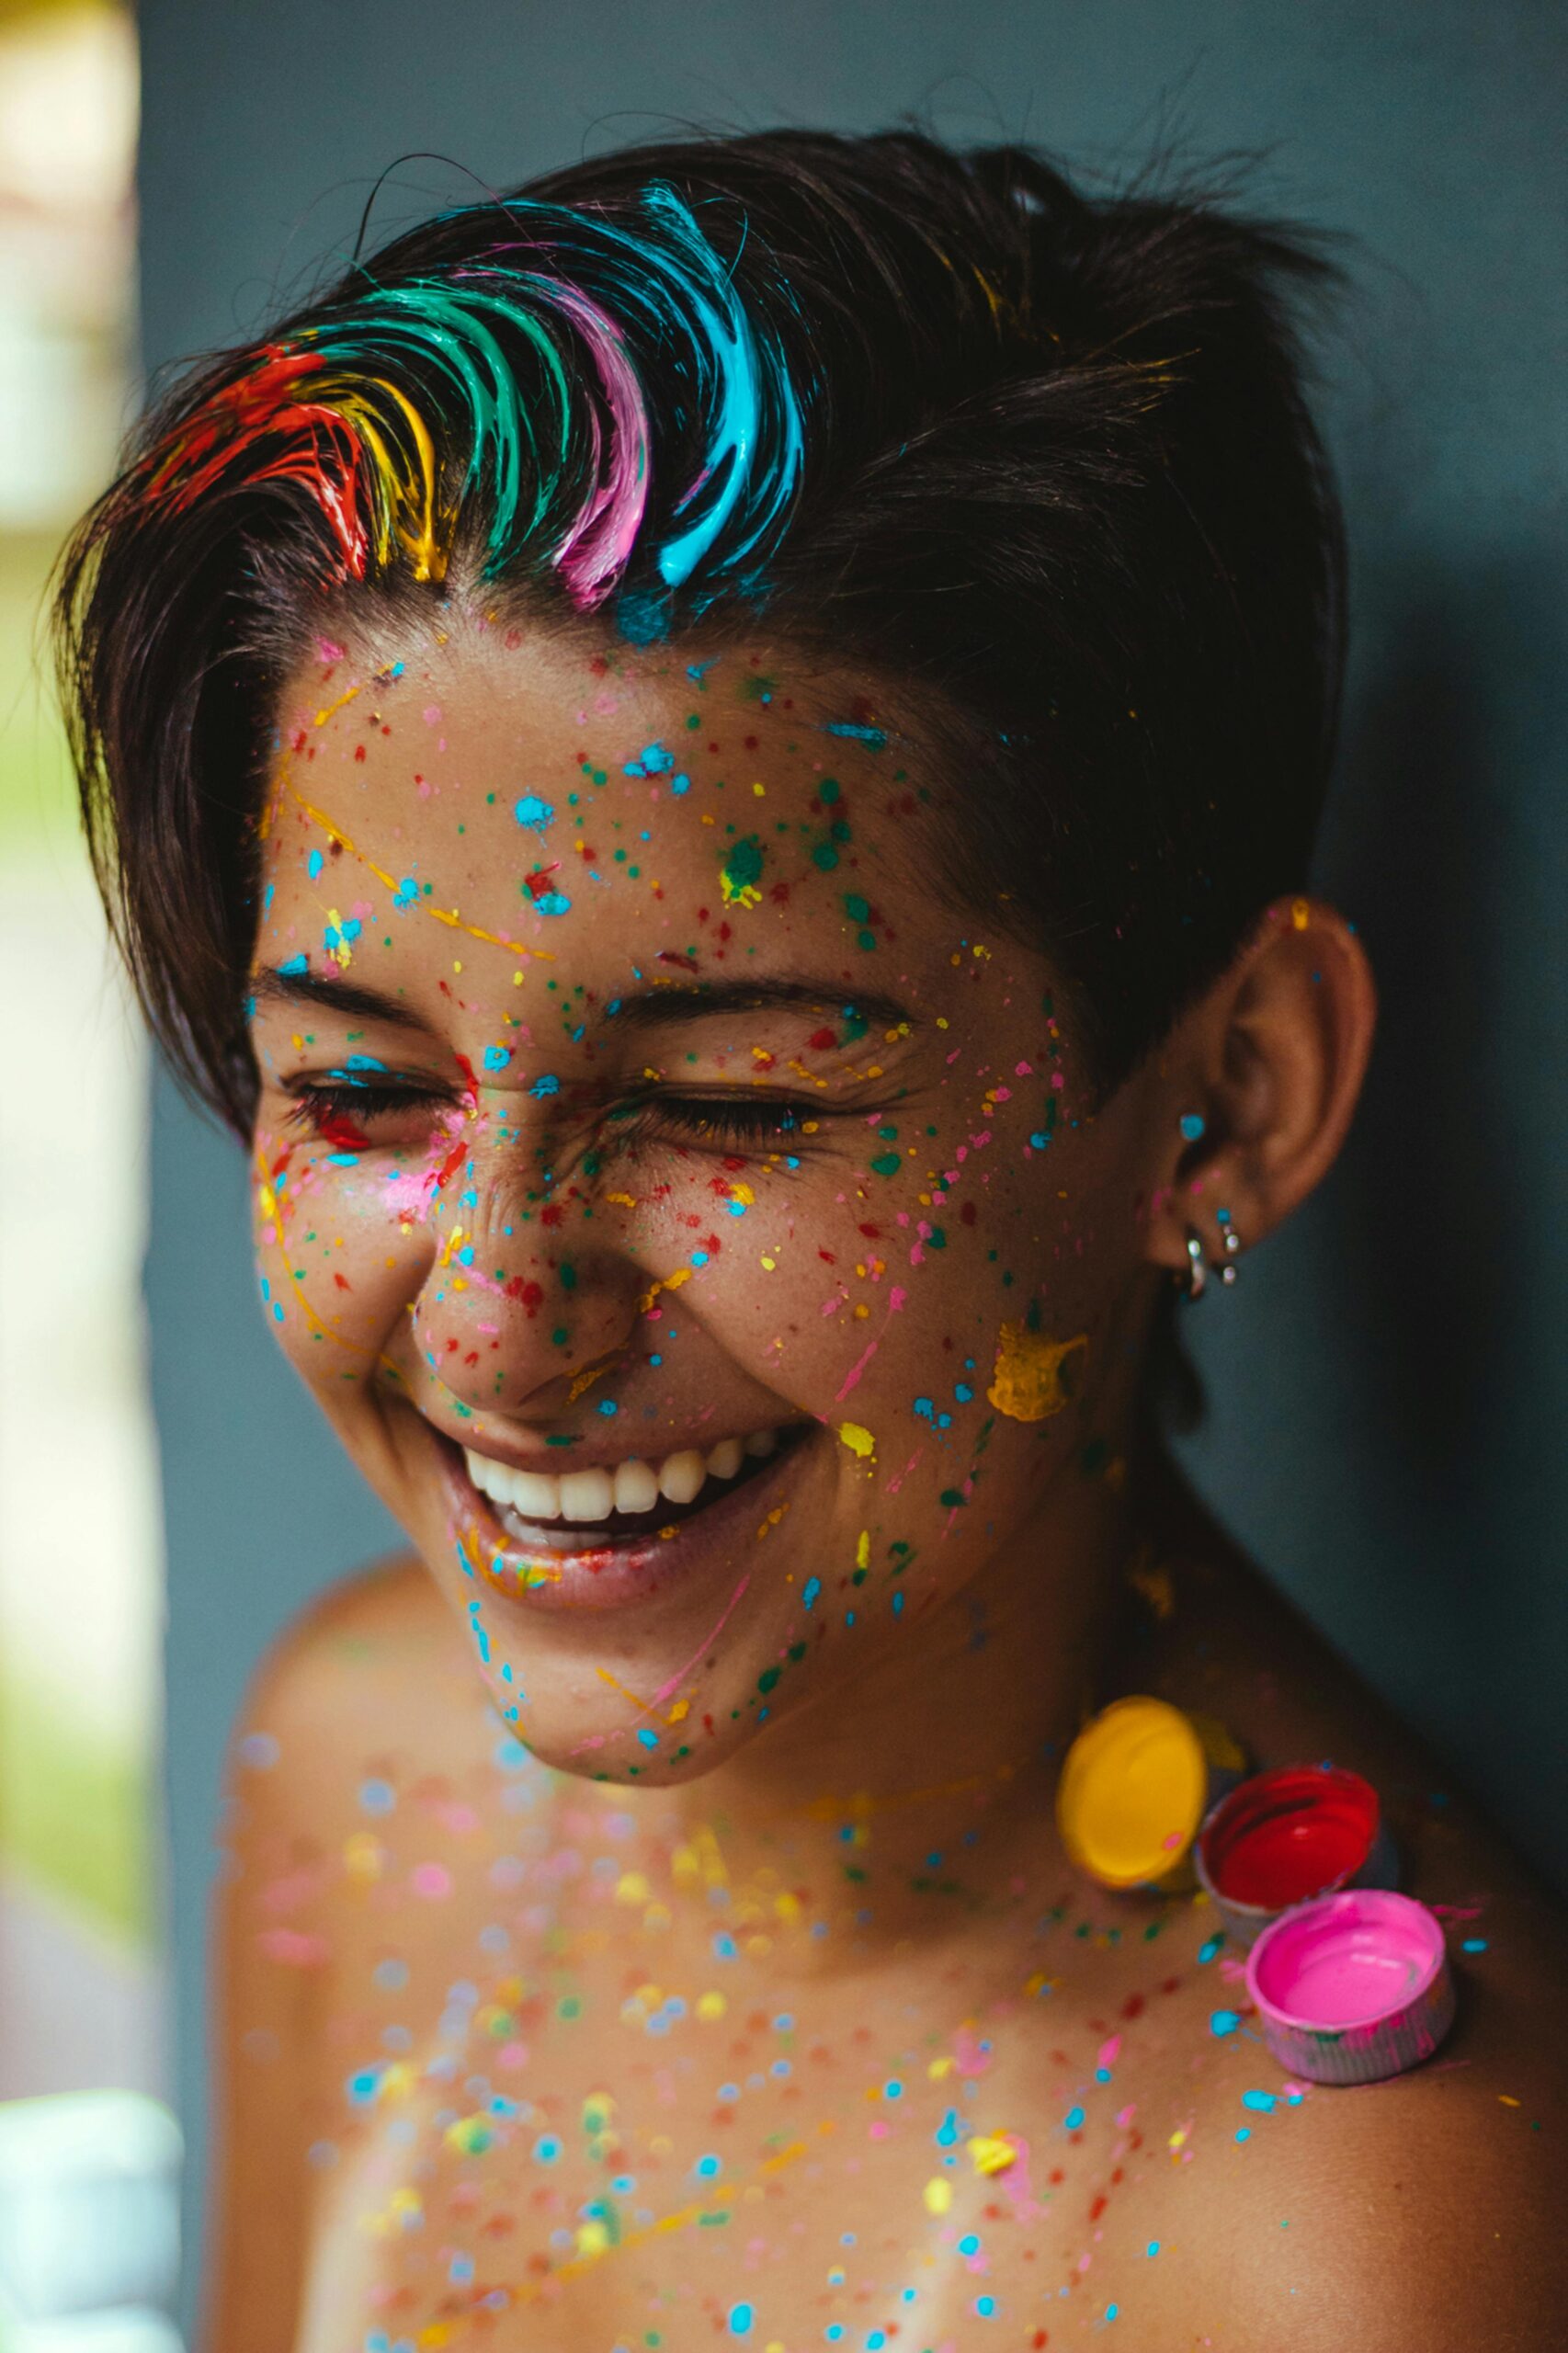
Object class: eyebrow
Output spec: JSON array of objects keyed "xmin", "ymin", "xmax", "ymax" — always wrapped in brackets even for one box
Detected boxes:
[
  {"xmin": 605, "ymin": 978, "xmax": 913, "ymax": 1032},
  {"xmin": 250, "ymin": 967, "xmax": 433, "ymax": 1031},
  {"xmin": 249, "ymin": 966, "xmax": 913, "ymax": 1037}
]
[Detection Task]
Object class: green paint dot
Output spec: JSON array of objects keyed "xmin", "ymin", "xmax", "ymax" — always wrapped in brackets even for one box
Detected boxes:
[
  {"xmin": 811, "ymin": 842, "xmax": 840, "ymax": 871},
  {"xmin": 844, "ymin": 893, "xmax": 870, "ymax": 922},
  {"xmin": 819, "ymin": 778, "xmax": 840, "ymax": 803},
  {"xmin": 551, "ymin": 1326, "xmax": 569, "ymax": 1347},
  {"xmin": 870, "ymin": 1153, "xmax": 901, "ymax": 1177},
  {"xmin": 757, "ymin": 1665, "xmax": 781, "ymax": 1695}
]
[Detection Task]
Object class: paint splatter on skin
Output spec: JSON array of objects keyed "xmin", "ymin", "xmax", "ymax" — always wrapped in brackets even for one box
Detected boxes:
[
  {"xmin": 987, "ymin": 1324, "xmax": 1090, "ymax": 1422},
  {"xmin": 719, "ymin": 831, "xmax": 766, "ymax": 908}
]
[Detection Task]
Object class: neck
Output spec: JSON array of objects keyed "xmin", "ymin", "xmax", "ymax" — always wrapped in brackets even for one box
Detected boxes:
[{"xmin": 644, "ymin": 1438, "xmax": 1148, "ymax": 1981}]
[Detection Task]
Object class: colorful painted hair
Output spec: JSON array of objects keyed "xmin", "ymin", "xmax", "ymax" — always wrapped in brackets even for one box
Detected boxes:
[
  {"xmin": 52, "ymin": 126, "xmax": 1348, "ymax": 1139},
  {"xmin": 125, "ymin": 180, "xmax": 808, "ymax": 640}
]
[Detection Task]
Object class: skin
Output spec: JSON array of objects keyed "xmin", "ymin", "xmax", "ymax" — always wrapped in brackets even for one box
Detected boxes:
[{"xmin": 209, "ymin": 602, "xmax": 1564, "ymax": 2348}]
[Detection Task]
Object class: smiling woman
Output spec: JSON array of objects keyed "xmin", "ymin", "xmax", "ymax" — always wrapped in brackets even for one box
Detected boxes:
[{"xmin": 50, "ymin": 127, "xmax": 1565, "ymax": 2352}]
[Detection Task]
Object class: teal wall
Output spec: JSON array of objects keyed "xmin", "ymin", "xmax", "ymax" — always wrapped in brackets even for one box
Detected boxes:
[{"xmin": 134, "ymin": 1, "xmax": 1567, "ymax": 2320}]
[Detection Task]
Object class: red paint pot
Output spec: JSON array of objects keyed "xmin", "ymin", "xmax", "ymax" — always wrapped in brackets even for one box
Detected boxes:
[{"xmin": 1195, "ymin": 1765, "xmax": 1396, "ymax": 1945}]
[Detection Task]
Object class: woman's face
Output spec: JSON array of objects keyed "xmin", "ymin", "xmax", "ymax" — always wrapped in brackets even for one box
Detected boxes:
[{"xmin": 248, "ymin": 609, "xmax": 1170, "ymax": 1783}]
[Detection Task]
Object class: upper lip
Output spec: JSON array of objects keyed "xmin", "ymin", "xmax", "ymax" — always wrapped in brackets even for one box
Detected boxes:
[{"xmin": 416, "ymin": 1410, "xmax": 807, "ymax": 1476}]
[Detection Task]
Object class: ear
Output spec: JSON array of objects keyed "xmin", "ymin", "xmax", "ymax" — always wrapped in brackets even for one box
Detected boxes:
[{"xmin": 1142, "ymin": 896, "xmax": 1378, "ymax": 1287}]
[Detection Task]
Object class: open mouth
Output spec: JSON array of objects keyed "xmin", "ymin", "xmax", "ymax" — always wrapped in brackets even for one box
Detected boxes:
[
  {"xmin": 461, "ymin": 1424, "xmax": 803, "ymax": 1551},
  {"xmin": 433, "ymin": 1417, "xmax": 818, "ymax": 1609}
]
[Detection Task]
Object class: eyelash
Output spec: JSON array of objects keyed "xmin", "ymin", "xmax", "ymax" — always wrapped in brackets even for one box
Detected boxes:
[{"xmin": 281, "ymin": 1080, "xmax": 815, "ymax": 1154}]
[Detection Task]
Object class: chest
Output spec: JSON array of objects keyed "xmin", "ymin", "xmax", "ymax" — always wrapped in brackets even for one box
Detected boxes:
[{"xmin": 293, "ymin": 1935, "xmax": 1223, "ymax": 2352}]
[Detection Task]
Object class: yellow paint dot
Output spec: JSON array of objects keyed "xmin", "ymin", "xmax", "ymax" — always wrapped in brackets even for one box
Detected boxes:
[
  {"xmin": 761, "ymin": 1255, "xmax": 776, "ymax": 1270},
  {"xmin": 970, "ymin": 2132, "xmax": 1018, "ymax": 2176},
  {"xmin": 343, "ymin": 1832, "xmax": 383, "ymax": 1881},
  {"xmin": 855, "ymin": 1529, "xmax": 870, "ymax": 1569},
  {"xmin": 697, "ymin": 1990, "xmax": 727, "ymax": 2021},
  {"xmin": 837, "ymin": 1420, "xmax": 876, "ymax": 1459},
  {"xmin": 986, "ymin": 1324, "xmax": 1088, "ymax": 1422},
  {"xmin": 1291, "ymin": 896, "xmax": 1310, "ymax": 928},
  {"xmin": 924, "ymin": 2176, "xmax": 953, "ymax": 2214},
  {"xmin": 615, "ymin": 1871, "xmax": 652, "ymax": 1905}
]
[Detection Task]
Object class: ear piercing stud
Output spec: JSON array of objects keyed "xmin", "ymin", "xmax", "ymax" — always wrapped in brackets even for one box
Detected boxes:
[{"xmin": 1178, "ymin": 1213, "xmax": 1243, "ymax": 1301}]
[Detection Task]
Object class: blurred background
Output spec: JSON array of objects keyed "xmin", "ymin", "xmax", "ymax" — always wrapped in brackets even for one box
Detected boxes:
[
  {"xmin": 0, "ymin": 0, "xmax": 181, "ymax": 2343},
  {"xmin": 0, "ymin": 0, "xmax": 1563, "ymax": 2341}
]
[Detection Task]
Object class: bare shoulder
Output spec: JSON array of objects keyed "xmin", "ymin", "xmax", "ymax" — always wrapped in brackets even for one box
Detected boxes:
[
  {"xmin": 1119, "ymin": 1525, "xmax": 1568, "ymax": 2347},
  {"xmin": 1141, "ymin": 1961, "xmax": 1568, "ymax": 2349},
  {"xmin": 202, "ymin": 1555, "xmax": 513, "ymax": 2352}
]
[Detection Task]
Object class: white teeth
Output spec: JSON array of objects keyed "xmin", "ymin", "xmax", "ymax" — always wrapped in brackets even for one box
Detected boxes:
[
  {"xmin": 706, "ymin": 1437, "xmax": 743, "ymax": 1481},
  {"xmin": 461, "ymin": 1427, "xmax": 790, "ymax": 1530},
  {"xmin": 558, "ymin": 1468, "xmax": 613, "ymax": 1521},
  {"xmin": 658, "ymin": 1449, "xmax": 707, "ymax": 1506},
  {"xmin": 512, "ymin": 1468, "xmax": 561, "ymax": 1521},
  {"xmin": 613, "ymin": 1459, "xmax": 659, "ymax": 1516}
]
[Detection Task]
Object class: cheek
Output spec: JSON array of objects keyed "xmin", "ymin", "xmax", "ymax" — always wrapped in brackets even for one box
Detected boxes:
[{"xmin": 250, "ymin": 1126, "xmax": 434, "ymax": 1394}]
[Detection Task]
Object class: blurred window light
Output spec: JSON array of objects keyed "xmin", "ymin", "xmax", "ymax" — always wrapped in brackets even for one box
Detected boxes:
[{"xmin": 1, "ymin": 0, "xmax": 170, "ymax": 2184}]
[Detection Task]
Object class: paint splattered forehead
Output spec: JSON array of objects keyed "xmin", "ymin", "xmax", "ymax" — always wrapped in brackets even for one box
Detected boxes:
[{"xmin": 126, "ymin": 182, "xmax": 806, "ymax": 643}]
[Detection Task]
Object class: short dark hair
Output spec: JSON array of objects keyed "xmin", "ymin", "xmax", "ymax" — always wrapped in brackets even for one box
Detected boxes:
[{"xmin": 51, "ymin": 125, "xmax": 1348, "ymax": 1139}]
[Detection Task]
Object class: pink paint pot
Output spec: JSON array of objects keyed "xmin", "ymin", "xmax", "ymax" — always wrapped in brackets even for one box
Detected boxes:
[
  {"xmin": 1195, "ymin": 1765, "xmax": 1397, "ymax": 1945},
  {"xmin": 1244, "ymin": 1888, "xmax": 1456, "ymax": 2086}
]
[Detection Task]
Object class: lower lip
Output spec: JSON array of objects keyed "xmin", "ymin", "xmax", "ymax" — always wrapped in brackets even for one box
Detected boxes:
[{"xmin": 437, "ymin": 1429, "xmax": 817, "ymax": 1614}]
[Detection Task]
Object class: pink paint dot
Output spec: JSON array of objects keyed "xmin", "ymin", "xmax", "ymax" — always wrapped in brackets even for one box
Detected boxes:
[{"xmin": 411, "ymin": 1861, "xmax": 452, "ymax": 1899}]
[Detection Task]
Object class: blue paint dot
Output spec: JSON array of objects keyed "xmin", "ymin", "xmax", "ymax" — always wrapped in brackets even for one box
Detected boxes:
[
  {"xmin": 515, "ymin": 794, "xmax": 553, "ymax": 827},
  {"xmin": 1462, "ymin": 1938, "xmax": 1488, "ymax": 1953},
  {"xmin": 1210, "ymin": 2009, "xmax": 1241, "ymax": 2037},
  {"xmin": 483, "ymin": 1045, "xmax": 512, "ymax": 1071},
  {"xmin": 1242, "ymin": 2089, "xmax": 1277, "ymax": 2113},
  {"xmin": 1179, "ymin": 1112, "xmax": 1206, "ymax": 1142},
  {"xmin": 1198, "ymin": 1934, "xmax": 1223, "ymax": 1963},
  {"xmin": 727, "ymin": 2305, "xmax": 753, "ymax": 2336},
  {"xmin": 1063, "ymin": 2105, "xmax": 1085, "ymax": 2130}
]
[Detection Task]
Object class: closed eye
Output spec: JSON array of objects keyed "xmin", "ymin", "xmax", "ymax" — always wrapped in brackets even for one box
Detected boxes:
[
  {"xmin": 279, "ymin": 1078, "xmax": 818, "ymax": 1157},
  {"xmin": 608, "ymin": 1094, "xmax": 815, "ymax": 1153}
]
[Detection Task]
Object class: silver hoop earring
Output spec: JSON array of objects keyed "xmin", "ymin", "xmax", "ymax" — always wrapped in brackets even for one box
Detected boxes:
[{"xmin": 1180, "ymin": 1229, "xmax": 1208, "ymax": 1301}]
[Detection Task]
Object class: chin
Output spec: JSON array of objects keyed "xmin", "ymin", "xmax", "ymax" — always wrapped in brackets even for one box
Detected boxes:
[{"xmin": 381, "ymin": 1402, "xmax": 845, "ymax": 1777}]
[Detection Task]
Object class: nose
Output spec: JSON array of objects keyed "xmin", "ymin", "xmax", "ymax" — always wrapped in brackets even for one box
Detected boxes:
[{"xmin": 411, "ymin": 1188, "xmax": 644, "ymax": 1421}]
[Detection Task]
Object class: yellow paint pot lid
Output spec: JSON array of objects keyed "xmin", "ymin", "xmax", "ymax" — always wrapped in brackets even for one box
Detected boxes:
[{"xmin": 1056, "ymin": 1696, "xmax": 1210, "ymax": 1890}]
